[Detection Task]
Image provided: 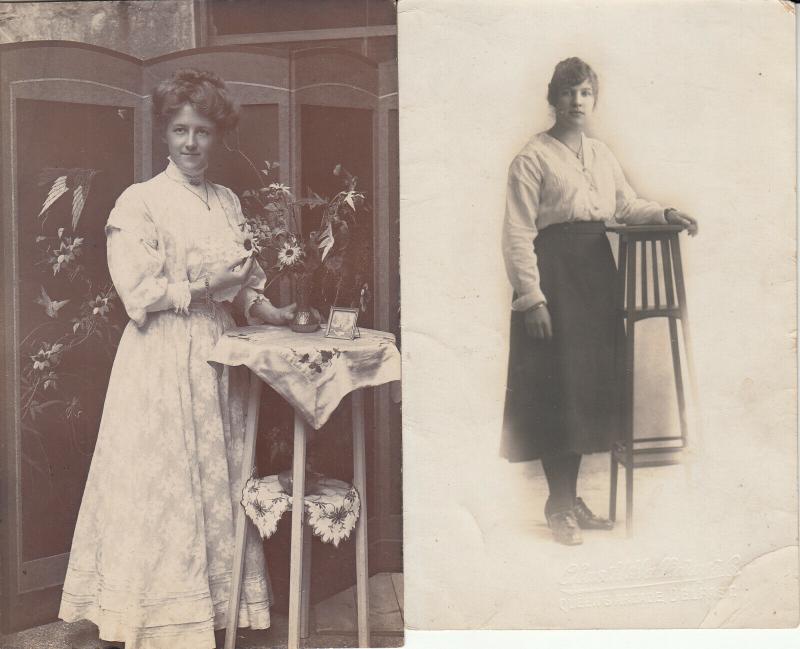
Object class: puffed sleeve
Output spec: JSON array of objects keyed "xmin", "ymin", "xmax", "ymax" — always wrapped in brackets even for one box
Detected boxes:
[
  {"xmin": 105, "ymin": 185, "xmax": 170, "ymax": 327},
  {"xmin": 221, "ymin": 187, "xmax": 270, "ymax": 324},
  {"xmin": 501, "ymin": 153, "xmax": 548, "ymax": 311},
  {"xmin": 605, "ymin": 144, "xmax": 667, "ymax": 225}
]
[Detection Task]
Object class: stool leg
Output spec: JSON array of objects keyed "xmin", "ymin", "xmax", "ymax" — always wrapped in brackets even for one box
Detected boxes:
[
  {"xmin": 610, "ymin": 236, "xmax": 627, "ymax": 525},
  {"xmin": 667, "ymin": 316, "xmax": 688, "ymax": 442},
  {"xmin": 624, "ymin": 240, "xmax": 637, "ymax": 537},
  {"xmin": 624, "ymin": 455, "xmax": 634, "ymax": 537},
  {"xmin": 224, "ymin": 376, "xmax": 263, "ymax": 649},
  {"xmin": 661, "ymin": 238, "xmax": 689, "ymax": 446},
  {"xmin": 609, "ymin": 450, "xmax": 618, "ymax": 522},
  {"xmin": 300, "ymin": 525, "xmax": 312, "ymax": 639},
  {"xmin": 670, "ymin": 235, "xmax": 700, "ymax": 445},
  {"xmin": 288, "ymin": 412, "xmax": 308, "ymax": 649},
  {"xmin": 352, "ymin": 389, "xmax": 370, "ymax": 648}
]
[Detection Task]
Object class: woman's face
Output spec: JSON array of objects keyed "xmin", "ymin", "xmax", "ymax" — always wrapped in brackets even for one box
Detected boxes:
[
  {"xmin": 553, "ymin": 79, "xmax": 595, "ymax": 127},
  {"xmin": 164, "ymin": 103, "xmax": 217, "ymax": 174}
]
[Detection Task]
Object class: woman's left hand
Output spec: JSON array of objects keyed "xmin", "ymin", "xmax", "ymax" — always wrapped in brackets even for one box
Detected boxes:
[
  {"xmin": 278, "ymin": 303, "xmax": 297, "ymax": 325},
  {"xmin": 665, "ymin": 209, "xmax": 699, "ymax": 236},
  {"xmin": 248, "ymin": 298, "xmax": 295, "ymax": 326}
]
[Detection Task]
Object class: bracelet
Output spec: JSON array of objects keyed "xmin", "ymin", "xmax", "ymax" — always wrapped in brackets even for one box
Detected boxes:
[{"xmin": 245, "ymin": 294, "xmax": 270, "ymax": 324}]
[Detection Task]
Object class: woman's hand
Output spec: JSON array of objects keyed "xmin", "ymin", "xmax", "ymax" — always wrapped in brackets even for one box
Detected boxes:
[
  {"xmin": 524, "ymin": 303, "xmax": 552, "ymax": 340},
  {"xmin": 665, "ymin": 209, "xmax": 699, "ymax": 236},
  {"xmin": 249, "ymin": 299, "xmax": 299, "ymax": 326},
  {"xmin": 276, "ymin": 302, "xmax": 297, "ymax": 325},
  {"xmin": 207, "ymin": 254, "xmax": 255, "ymax": 292}
]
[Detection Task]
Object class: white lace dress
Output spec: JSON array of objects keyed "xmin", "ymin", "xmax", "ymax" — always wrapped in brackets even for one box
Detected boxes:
[{"xmin": 59, "ymin": 160, "xmax": 272, "ymax": 649}]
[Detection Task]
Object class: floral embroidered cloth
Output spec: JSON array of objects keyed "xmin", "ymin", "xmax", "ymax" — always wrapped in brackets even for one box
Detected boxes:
[
  {"xmin": 241, "ymin": 475, "xmax": 360, "ymax": 547},
  {"xmin": 207, "ymin": 325, "xmax": 401, "ymax": 429}
]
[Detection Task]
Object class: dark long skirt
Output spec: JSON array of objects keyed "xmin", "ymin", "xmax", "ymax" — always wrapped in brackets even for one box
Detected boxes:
[{"xmin": 501, "ymin": 221, "xmax": 624, "ymax": 462}]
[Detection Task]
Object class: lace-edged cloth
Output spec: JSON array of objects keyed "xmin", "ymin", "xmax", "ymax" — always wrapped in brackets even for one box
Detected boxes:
[{"xmin": 241, "ymin": 475, "xmax": 361, "ymax": 547}]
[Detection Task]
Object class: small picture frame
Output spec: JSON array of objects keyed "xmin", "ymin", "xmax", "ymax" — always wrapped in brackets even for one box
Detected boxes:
[{"xmin": 324, "ymin": 307, "xmax": 360, "ymax": 340}]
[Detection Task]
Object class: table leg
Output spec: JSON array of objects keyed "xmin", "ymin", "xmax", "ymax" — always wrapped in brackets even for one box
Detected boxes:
[
  {"xmin": 351, "ymin": 389, "xmax": 370, "ymax": 647},
  {"xmin": 300, "ymin": 521, "xmax": 312, "ymax": 639},
  {"xmin": 288, "ymin": 411, "xmax": 308, "ymax": 649},
  {"xmin": 224, "ymin": 375, "xmax": 263, "ymax": 649}
]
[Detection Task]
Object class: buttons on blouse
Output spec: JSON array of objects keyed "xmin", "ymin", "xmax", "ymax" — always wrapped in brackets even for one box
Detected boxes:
[{"xmin": 582, "ymin": 168, "xmax": 601, "ymax": 215}]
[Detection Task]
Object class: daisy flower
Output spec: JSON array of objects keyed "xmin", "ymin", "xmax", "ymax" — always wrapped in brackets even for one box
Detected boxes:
[
  {"xmin": 277, "ymin": 241, "xmax": 304, "ymax": 268},
  {"xmin": 268, "ymin": 183, "xmax": 292, "ymax": 195}
]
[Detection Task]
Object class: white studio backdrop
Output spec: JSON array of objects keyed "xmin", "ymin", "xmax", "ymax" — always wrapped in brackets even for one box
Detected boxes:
[{"xmin": 399, "ymin": 0, "xmax": 796, "ymax": 635}]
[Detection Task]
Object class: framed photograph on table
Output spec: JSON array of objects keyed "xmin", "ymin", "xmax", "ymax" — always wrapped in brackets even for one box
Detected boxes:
[{"xmin": 325, "ymin": 307, "xmax": 361, "ymax": 340}]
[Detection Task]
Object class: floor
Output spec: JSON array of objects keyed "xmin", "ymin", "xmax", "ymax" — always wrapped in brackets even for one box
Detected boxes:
[
  {"xmin": 0, "ymin": 573, "xmax": 404, "ymax": 649},
  {"xmin": 405, "ymin": 439, "xmax": 800, "ymax": 630}
]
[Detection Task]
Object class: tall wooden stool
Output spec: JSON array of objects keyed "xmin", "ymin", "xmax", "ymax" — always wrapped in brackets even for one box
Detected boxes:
[{"xmin": 606, "ymin": 223, "xmax": 697, "ymax": 535}]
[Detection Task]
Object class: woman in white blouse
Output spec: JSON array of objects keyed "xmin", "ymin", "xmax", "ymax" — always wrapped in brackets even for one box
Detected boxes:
[
  {"xmin": 59, "ymin": 69, "xmax": 295, "ymax": 648},
  {"xmin": 501, "ymin": 57, "xmax": 697, "ymax": 545}
]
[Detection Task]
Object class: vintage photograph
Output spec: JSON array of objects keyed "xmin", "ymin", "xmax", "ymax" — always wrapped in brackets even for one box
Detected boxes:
[
  {"xmin": 326, "ymin": 308, "xmax": 361, "ymax": 341},
  {"xmin": 0, "ymin": 2, "xmax": 401, "ymax": 649},
  {"xmin": 399, "ymin": 0, "xmax": 797, "ymax": 640}
]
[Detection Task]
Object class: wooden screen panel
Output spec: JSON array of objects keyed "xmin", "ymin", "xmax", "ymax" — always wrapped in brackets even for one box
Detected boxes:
[
  {"xmin": 387, "ymin": 107, "xmax": 402, "ymax": 519},
  {"xmin": 15, "ymin": 99, "xmax": 134, "ymax": 562},
  {"xmin": 300, "ymin": 104, "xmax": 374, "ymax": 326}
]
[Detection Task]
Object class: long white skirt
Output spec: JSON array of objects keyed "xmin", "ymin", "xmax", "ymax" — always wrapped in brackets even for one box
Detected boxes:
[{"xmin": 59, "ymin": 306, "xmax": 271, "ymax": 649}]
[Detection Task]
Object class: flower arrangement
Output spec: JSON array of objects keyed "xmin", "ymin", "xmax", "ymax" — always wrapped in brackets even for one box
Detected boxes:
[
  {"xmin": 230, "ymin": 153, "xmax": 373, "ymax": 470},
  {"xmin": 236, "ymin": 157, "xmax": 372, "ymax": 320}
]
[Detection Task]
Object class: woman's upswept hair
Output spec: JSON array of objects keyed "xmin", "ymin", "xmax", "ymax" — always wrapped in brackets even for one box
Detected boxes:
[
  {"xmin": 152, "ymin": 68, "xmax": 240, "ymax": 135},
  {"xmin": 547, "ymin": 57, "xmax": 598, "ymax": 107}
]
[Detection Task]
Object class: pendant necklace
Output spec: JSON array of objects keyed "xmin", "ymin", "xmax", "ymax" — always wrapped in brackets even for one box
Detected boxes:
[
  {"xmin": 549, "ymin": 130, "xmax": 583, "ymax": 160},
  {"xmin": 566, "ymin": 137, "xmax": 583, "ymax": 161},
  {"xmin": 181, "ymin": 181, "xmax": 216, "ymax": 211}
]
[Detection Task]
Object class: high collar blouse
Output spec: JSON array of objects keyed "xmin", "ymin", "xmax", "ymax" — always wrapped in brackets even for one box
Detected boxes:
[
  {"xmin": 105, "ymin": 158, "xmax": 266, "ymax": 327},
  {"xmin": 502, "ymin": 132, "xmax": 667, "ymax": 311}
]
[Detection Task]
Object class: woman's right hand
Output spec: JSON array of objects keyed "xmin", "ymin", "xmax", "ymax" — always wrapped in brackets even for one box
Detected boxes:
[
  {"xmin": 207, "ymin": 254, "xmax": 255, "ymax": 292},
  {"xmin": 524, "ymin": 304, "xmax": 552, "ymax": 340}
]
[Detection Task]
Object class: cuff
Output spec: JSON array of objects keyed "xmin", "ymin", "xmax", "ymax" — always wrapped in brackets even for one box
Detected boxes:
[
  {"xmin": 158, "ymin": 281, "xmax": 191, "ymax": 315},
  {"xmin": 511, "ymin": 288, "xmax": 547, "ymax": 312},
  {"xmin": 651, "ymin": 204, "xmax": 669, "ymax": 224},
  {"xmin": 245, "ymin": 294, "xmax": 272, "ymax": 325}
]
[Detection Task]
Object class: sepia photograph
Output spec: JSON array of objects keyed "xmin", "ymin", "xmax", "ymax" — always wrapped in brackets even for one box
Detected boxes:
[
  {"xmin": 326, "ymin": 307, "xmax": 360, "ymax": 341},
  {"xmin": 399, "ymin": 0, "xmax": 797, "ymax": 643},
  {"xmin": 0, "ymin": 2, "xmax": 401, "ymax": 649}
]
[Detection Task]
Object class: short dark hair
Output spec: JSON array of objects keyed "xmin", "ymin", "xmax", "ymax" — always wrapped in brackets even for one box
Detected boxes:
[
  {"xmin": 152, "ymin": 68, "xmax": 239, "ymax": 135},
  {"xmin": 547, "ymin": 57, "xmax": 599, "ymax": 107}
]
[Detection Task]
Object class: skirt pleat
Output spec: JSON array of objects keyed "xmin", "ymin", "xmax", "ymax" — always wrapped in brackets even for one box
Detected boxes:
[{"xmin": 501, "ymin": 221, "xmax": 624, "ymax": 461}]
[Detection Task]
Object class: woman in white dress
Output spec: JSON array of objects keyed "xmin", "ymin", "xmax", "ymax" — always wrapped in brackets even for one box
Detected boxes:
[
  {"xmin": 59, "ymin": 69, "xmax": 295, "ymax": 648},
  {"xmin": 501, "ymin": 58, "xmax": 698, "ymax": 545}
]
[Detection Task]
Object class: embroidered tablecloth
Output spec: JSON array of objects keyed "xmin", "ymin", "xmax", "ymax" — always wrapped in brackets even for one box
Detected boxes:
[
  {"xmin": 208, "ymin": 325, "xmax": 401, "ymax": 429},
  {"xmin": 241, "ymin": 475, "xmax": 360, "ymax": 547}
]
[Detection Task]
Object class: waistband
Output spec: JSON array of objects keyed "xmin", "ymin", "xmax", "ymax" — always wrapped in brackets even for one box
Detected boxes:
[
  {"xmin": 187, "ymin": 300, "xmax": 231, "ymax": 316},
  {"xmin": 538, "ymin": 220, "xmax": 608, "ymax": 235}
]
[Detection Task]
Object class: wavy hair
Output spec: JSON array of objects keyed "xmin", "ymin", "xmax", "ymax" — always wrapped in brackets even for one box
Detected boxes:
[
  {"xmin": 152, "ymin": 68, "xmax": 240, "ymax": 135},
  {"xmin": 547, "ymin": 57, "xmax": 598, "ymax": 107}
]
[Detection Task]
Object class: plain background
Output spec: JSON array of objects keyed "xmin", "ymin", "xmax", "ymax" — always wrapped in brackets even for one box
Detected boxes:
[{"xmin": 398, "ymin": 0, "xmax": 797, "ymax": 644}]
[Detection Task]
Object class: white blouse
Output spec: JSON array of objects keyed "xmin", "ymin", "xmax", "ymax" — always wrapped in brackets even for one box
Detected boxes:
[
  {"xmin": 502, "ymin": 132, "xmax": 667, "ymax": 311},
  {"xmin": 105, "ymin": 159, "xmax": 267, "ymax": 327}
]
